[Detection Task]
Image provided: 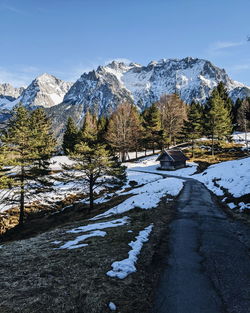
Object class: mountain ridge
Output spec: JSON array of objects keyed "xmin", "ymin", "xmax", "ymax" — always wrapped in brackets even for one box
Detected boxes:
[{"xmin": 1, "ymin": 57, "xmax": 250, "ymax": 137}]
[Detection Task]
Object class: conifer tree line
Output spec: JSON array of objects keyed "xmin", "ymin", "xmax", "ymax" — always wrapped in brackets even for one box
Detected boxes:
[{"xmin": 63, "ymin": 82, "xmax": 249, "ymax": 159}]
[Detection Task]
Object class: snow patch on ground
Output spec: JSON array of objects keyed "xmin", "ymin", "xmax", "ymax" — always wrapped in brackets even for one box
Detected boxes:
[
  {"xmin": 67, "ymin": 217, "xmax": 129, "ymax": 234},
  {"xmin": 106, "ymin": 224, "xmax": 153, "ymax": 279},
  {"xmin": 57, "ymin": 230, "xmax": 106, "ymax": 250},
  {"xmin": 108, "ymin": 302, "xmax": 117, "ymax": 311},
  {"xmin": 54, "ymin": 217, "xmax": 129, "ymax": 250},
  {"xmin": 91, "ymin": 177, "xmax": 184, "ymax": 220}
]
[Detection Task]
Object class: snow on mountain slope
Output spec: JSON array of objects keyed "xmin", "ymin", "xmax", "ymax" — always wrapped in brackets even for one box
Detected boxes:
[
  {"xmin": 16, "ymin": 73, "xmax": 72, "ymax": 108},
  {"xmin": 0, "ymin": 83, "xmax": 24, "ymax": 99},
  {"xmin": 63, "ymin": 57, "xmax": 249, "ymax": 113},
  {"xmin": 0, "ymin": 74, "xmax": 72, "ymax": 111},
  {"xmin": 0, "ymin": 83, "xmax": 25, "ymax": 109}
]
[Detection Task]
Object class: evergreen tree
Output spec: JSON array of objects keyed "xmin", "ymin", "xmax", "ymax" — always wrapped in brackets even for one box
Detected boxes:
[
  {"xmin": 64, "ymin": 143, "xmax": 126, "ymax": 211},
  {"xmin": 182, "ymin": 101, "xmax": 203, "ymax": 157},
  {"xmin": 216, "ymin": 82, "xmax": 233, "ymax": 112},
  {"xmin": 78, "ymin": 110, "xmax": 98, "ymax": 146},
  {"xmin": 205, "ymin": 90, "xmax": 232, "ymax": 155},
  {"xmin": 30, "ymin": 107, "xmax": 56, "ymax": 168},
  {"xmin": 233, "ymin": 98, "xmax": 243, "ymax": 127},
  {"xmin": 97, "ymin": 116, "xmax": 108, "ymax": 144},
  {"xmin": 142, "ymin": 103, "xmax": 161, "ymax": 153},
  {"xmin": 237, "ymin": 98, "xmax": 250, "ymax": 152},
  {"xmin": 63, "ymin": 117, "xmax": 78, "ymax": 154},
  {"xmin": 0, "ymin": 104, "xmax": 56, "ymax": 225}
]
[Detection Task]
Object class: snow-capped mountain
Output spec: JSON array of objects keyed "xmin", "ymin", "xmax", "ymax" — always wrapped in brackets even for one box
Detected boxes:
[
  {"xmin": 63, "ymin": 57, "xmax": 250, "ymax": 114},
  {"xmin": 0, "ymin": 74, "xmax": 72, "ymax": 110},
  {"xmin": 1, "ymin": 57, "xmax": 250, "ymax": 137},
  {"xmin": 0, "ymin": 83, "xmax": 24, "ymax": 99},
  {"xmin": 16, "ymin": 73, "xmax": 72, "ymax": 109},
  {"xmin": 0, "ymin": 83, "xmax": 25, "ymax": 107}
]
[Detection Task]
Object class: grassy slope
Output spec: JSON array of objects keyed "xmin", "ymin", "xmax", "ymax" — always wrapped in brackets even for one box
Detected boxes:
[{"xmin": 0, "ymin": 190, "xmax": 177, "ymax": 313}]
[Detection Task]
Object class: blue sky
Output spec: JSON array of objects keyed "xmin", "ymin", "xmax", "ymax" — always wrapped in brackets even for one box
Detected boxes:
[{"xmin": 1, "ymin": 0, "xmax": 250, "ymax": 86}]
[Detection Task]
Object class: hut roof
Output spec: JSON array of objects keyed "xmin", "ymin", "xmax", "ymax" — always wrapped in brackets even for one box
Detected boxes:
[{"xmin": 156, "ymin": 150, "xmax": 189, "ymax": 162}]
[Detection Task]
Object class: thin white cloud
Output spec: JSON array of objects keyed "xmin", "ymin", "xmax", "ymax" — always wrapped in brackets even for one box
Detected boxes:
[
  {"xmin": 1, "ymin": 4, "xmax": 26, "ymax": 15},
  {"xmin": 212, "ymin": 41, "xmax": 244, "ymax": 50},
  {"xmin": 207, "ymin": 40, "xmax": 246, "ymax": 56},
  {"xmin": 230, "ymin": 64, "xmax": 250, "ymax": 71},
  {"xmin": 0, "ymin": 66, "xmax": 41, "ymax": 87}
]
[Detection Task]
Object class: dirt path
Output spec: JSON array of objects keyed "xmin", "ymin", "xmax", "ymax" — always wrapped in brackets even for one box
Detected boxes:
[{"xmin": 153, "ymin": 178, "xmax": 250, "ymax": 313}]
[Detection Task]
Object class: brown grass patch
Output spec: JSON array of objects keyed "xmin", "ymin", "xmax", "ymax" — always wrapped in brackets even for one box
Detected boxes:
[{"xmin": 0, "ymin": 195, "xmax": 176, "ymax": 313}]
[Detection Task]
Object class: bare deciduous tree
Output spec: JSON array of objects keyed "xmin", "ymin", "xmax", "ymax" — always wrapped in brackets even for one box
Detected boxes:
[
  {"xmin": 156, "ymin": 94, "xmax": 187, "ymax": 147},
  {"xmin": 106, "ymin": 103, "xmax": 142, "ymax": 161}
]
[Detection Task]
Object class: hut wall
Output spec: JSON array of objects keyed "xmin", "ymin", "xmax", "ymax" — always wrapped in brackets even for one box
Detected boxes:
[{"xmin": 160, "ymin": 161, "xmax": 175, "ymax": 170}]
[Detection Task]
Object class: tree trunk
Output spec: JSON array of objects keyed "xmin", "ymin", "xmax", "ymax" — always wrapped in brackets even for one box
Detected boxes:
[
  {"xmin": 89, "ymin": 176, "xmax": 94, "ymax": 213},
  {"xmin": 192, "ymin": 139, "xmax": 194, "ymax": 158},
  {"xmin": 135, "ymin": 148, "xmax": 138, "ymax": 159},
  {"xmin": 211, "ymin": 133, "xmax": 214, "ymax": 156},
  {"xmin": 145, "ymin": 148, "xmax": 147, "ymax": 156},
  {"xmin": 244, "ymin": 121, "xmax": 249, "ymax": 155},
  {"xmin": 121, "ymin": 150, "xmax": 126, "ymax": 162},
  {"xmin": 19, "ymin": 165, "xmax": 25, "ymax": 225}
]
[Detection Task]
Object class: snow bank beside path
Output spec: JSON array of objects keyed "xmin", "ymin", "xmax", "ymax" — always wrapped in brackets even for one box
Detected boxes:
[
  {"xmin": 106, "ymin": 224, "xmax": 153, "ymax": 279},
  {"xmin": 194, "ymin": 157, "xmax": 250, "ymax": 198},
  {"xmin": 92, "ymin": 177, "xmax": 184, "ymax": 220}
]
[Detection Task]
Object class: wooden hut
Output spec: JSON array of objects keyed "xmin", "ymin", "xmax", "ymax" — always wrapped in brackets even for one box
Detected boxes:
[{"xmin": 156, "ymin": 150, "xmax": 189, "ymax": 170}]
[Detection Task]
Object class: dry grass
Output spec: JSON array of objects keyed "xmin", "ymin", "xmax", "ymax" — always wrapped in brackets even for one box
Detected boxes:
[
  {"xmin": 0, "ymin": 193, "xmax": 176, "ymax": 313},
  {"xmin": 183, "ymin": 141, "xmax": 247, "ymax": 171}
]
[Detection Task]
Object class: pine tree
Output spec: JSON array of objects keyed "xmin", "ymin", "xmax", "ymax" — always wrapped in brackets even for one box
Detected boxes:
[
  {"xmin": 64, "ymin": 143, "xmax": 126, "ymax": 211},
  {"xmin": 237, "ymin": 98, "xmax": 250, "ymax": 152},
  {"xmin": 233, "ymin": 98, "xmax": 243, "ymax": 127},
  {"xmin": 63, "ymin": 117, "xmax": 78, "ymax": 154},
  {"xmin": 97, "ymin": 116, "xmax": 108, "ymax": 144},
  {"xmin": 205, "ymin": 90, "xmax": 232, "ymax": 155},
  {"xmin": 216, "ymin": 82, "xmax": 233, "ymax": 112},
  {"xmin": 0, "ymin": 104, "xmax": 56, "ymax": 225},
  {"xmin": 78, "ymin": 111, "xmax": 98, "ymax": 146},
  {"xmin": 182, "ymin": 101, "xmax": 203, "ymax": 157},
  {"xmin": 30, "ymin": 107, "xmax": 56, "ymax": 168},
  {"xmin": 142, "ymin": 103, "xmax": 161, "ymax": 153}
]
